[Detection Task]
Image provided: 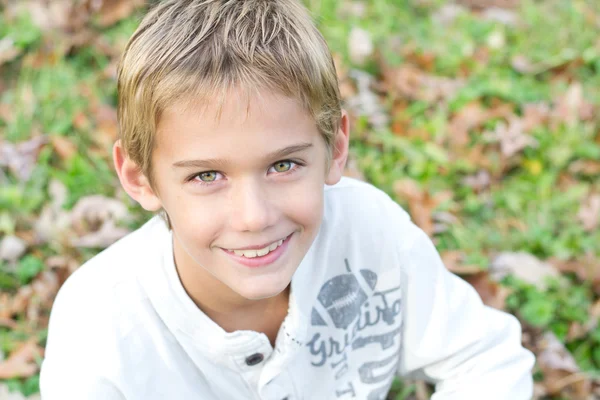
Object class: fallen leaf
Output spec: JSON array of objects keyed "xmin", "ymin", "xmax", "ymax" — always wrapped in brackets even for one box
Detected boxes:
[
  {"xmin": 0, "ymin": 236, "xmax": 27, "ymax": 263},
  {"xmin": 431, "ymin": 4, "xmax": 467, "ymax": 26},
  {"xmin": 0, "ymin": 340, "xmax": 43, "ymax": 379},
  {"xmin": 71, "ymin": 218, "xmax": 130, "ymax": 248},
  {"xmin": 93, "ymin": 0, "xmax": 145, "ymax": 27},
  {"xmin": 348, "ymin": 27, "xmax": 373, "ymax": 66},
  {"xmin": 569, "ymin": 160, "xmax": 600, "ymax": 176},
  {"xmin": 0, "ymin": 136, "xmax": 49, "ymax": 181},
  {"xmin": 549, "ymin": 253, "xmax": 600, "ymax": 290},
  {"xmin": 440, "ymin": 251, "xmax": 482, "ymax": 275},
  {"xmin": 577, "ymin": 193, "xmax": 600, "ymax": 232},
  {"xmin": 393, "ymin": 179, "xmax": 452, "ymax": 236},
  {"xmin": 456, "ymin": 0, "xmax": 519, "ymax": 9},
  {"xmin": 464, "ymin": 271, "xmax": 511, "ymax": 310},
  {"xmin": 481, "ymin": 7, "xmax": 519, "ymax": 26},
  {"xmin": 552, "ymin": 82, "xmax": 595, "ymax": 126},
  {"xmin": 461, "ymin": 170, "xmax": 491, "ymax": 192},
  {"xmin": 380, "ymin": 63, "xmax": 464, "ymax": 104},
  {"xmin": 537, "ymin": 332, "xmax": 591, "ymax": 398},
  {"xmin": 483, "ymin": 115, "xmax": 538, "ymax": 158},
  {"xmin": 490, "ymin": 252, "xmax": 563, "ymax": 290},
  {"xmin": 50, "ymin": 135, "xmax": 78, "ymax": 161},
  {"xmin": 0, "ymin": 37, "xmax": 22, "ymax": 66},
  {"xmin": 345, "ymin": 69, "xmax": 389, "ymax": 130}
]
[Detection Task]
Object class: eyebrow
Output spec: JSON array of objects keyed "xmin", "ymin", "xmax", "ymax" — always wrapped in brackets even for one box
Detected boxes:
[{"xmin": 172, "ymin": 142, "xmax": 314, "ymax": 169}]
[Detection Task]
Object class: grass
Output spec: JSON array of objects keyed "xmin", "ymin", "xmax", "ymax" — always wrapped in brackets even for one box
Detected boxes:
[{"xmin": 0, "ymin": 0, "xmax": 599, "ymax": 398}]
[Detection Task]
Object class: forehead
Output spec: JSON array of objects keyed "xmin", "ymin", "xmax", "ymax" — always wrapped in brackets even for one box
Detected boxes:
[{"xmin": 155, "ymin": 90, "xmax": 321, "ymax": 161}]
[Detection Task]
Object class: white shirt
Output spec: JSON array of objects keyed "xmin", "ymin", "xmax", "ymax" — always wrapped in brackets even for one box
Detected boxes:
[{"xmin": 40, "ymin": 177, "xmax": 534, "ymax": 399}]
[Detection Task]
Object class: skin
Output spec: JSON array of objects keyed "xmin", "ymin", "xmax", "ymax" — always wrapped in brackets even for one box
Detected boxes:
[{"xmin": 114, "ymin": 89, "xmax": 349, "ymax": 344}]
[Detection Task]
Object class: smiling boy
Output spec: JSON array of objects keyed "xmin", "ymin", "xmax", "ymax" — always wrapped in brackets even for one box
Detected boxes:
[{"xmin": 39, "ymin": 0, "xmax": 534, "ymax": 399}]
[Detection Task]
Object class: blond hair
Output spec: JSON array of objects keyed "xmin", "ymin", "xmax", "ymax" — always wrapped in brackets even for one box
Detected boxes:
[{"xmin": 117, "ymin": 0, "xmax": 342, "ymax": 189}]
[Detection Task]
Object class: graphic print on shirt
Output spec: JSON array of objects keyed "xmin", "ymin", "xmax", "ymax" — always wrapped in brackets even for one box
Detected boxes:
[{"xmin": 306, "ymin": 259, "xmax": 402, "ymax": 400}]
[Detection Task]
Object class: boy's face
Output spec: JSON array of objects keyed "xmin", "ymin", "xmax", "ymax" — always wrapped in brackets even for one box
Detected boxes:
[{"xmin": 116, "ymin": 90, "xmax": 349, "ymax": 303}]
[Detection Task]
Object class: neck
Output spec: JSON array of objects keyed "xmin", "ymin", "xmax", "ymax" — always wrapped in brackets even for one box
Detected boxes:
[{"xmin": 172, "ymin": 234, "xmax": 290, "ymax": 336}]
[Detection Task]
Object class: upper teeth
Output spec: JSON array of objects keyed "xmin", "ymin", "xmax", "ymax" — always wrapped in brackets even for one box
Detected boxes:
[{"xmin": 232, "ymin": 239, "xmax": 284, "ymax": 258}]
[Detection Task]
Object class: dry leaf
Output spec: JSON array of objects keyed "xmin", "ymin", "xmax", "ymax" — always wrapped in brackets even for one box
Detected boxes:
[
  {"xmin": 0, "ymin": 136, "xmax": 48, "ymax": 181},
  {"xmin": 0, "ymin": 37, "xmax": 22, "ymax": 66},
  {"xmin": 577, "ymin": 193, "xmax": 600, "ymax": 232},
  {"xmin": 0, "ymin": 236, "xmax": 27, "ymax": 263},
  {"xmin": 50, "ymin": 135, "xmax": 77, "ymax": 161},
  {"xmin": 483, "ymin": 115, "xmax": 538, "ymax": 158},
  {"xmin": 549, "ymin": 253, "xmax": 600, "ymax": 290},
  {"xmin": 393, "ymin": 179, "xmax": 452, "ymax": 236},
  {"xmin": 490, "ymin": 252, "xmax": 562, "ymax": 290},
  {"xmin": 440, "ymin": 251, "xmax": 482, "ymax": 275},
  {"xmin": 552, "ymin": 82, "xmax": 595, "ymax": 126},
  {"xmin": 381, "ymin": 63, "xmax": 464, "ymax": 104},
  {"xmin": 481, "ymin": 7, "xmax": 519, "ymax": 26},
  {"xmin": 0, "ymin": 340, "xmax": 43, "ymax": 379},
  {"xmin": 71, "ymin": 219, "xmax": 130, "ymax": 248},
  {"xmin": 461, "ymin": 170, "xmax": 490, "ymax": 192},
  {"xmin": 348, "ymin": 27, "xmax": 373, "ymax": 66},
  {"xmin": 464, "ymin": 271, "xmax": 511, "ymax": 310},
  {"xmin": 431, "ymin": 4, "xmax": 467, "ymax": 26},
  {"xmin": 537, "ymin": 332, "xmax": 591, "ymax": 398},
  {"xmin": 93, "ymin": 104, "xmax": 119, "ymax": 149},
  {"xmin": 345, "ymin": 69, "xmax": 388, "ymax": 130},
  {"xmin": 93, "ymin": 0, "xmax": 145, "ymax": 27}
]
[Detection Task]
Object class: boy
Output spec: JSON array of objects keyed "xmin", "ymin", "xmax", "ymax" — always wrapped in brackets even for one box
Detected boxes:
[{"xmin": 40, "ymin": 0, "xmax": 535, "ymax": 398}]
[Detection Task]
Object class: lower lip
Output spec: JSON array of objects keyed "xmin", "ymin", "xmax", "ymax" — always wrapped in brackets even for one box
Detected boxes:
[{"xmin": 221, "ymin": 234, "xmax": 293, "ymax": 268}]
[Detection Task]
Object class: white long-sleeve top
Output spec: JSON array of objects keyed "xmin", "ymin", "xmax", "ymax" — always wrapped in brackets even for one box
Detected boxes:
[{"xmin": 40, "ymin": 177, "xmax": 534, "ymax": 399}]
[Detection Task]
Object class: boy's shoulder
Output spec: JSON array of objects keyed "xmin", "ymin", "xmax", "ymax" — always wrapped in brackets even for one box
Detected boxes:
[
  {"xmin": 324, "ymin": 176, "xmax": 411, "ymax": 226},
  {"xmin": 47, "ymin": 217, "xmax": 168, "ymax": 336}
]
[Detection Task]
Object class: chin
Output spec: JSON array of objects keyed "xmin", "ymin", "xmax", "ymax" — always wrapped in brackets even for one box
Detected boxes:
[{"xmin": 235, "ymin": 280, "xmax": 290, "ymax": 301}]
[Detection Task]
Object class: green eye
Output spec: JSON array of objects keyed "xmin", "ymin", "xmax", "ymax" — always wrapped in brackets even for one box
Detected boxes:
[
  {"xmin": 199, "ymin": 171, "xmax": 218, "ymax": 182},
  {"xmin": 273, "ymin": 161, "xmax": 292, "ymax": 172}
]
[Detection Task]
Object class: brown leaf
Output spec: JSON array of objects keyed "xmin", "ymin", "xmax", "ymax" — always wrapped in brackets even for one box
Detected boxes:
[
  {"xmin": 483, "ymin": 115, "xmax": 538, "ymax": 158},
  {"xmin": 0, "ymin": 38, "xmax": 22, "ymax": 66},
  {"xmin": 577, "ymin": 193, "xmax": 600, "ymax": 232},
  {"xmin": 552, "ymin": 82, "xmax": 595, "ymax": 126},
  {"xmin": 381, "ymin": 63, "xmax": 464, "ymax": 104},
  {"xmin": 0, "ymin": 236, "xmax": 27, "ymax": 263},
  {"xmin": 549, "ymin": 253, "xmax": 600, "ymax": 290},
  {"xmin": 50, "ymin": 135, "xmax": 77, "ymax": 161},
  {"xmin": 93, "ymin": 104, "xmax": 119, "ymax": 149},
  {"xmin": 0, "ymin": 136, "xmax": 49, "ymax": 181},
  {"xmin": 490, "ymin": 252, "xmax": 563, "ymax": 290},
  {"xmin": 94, "ymin": 0, "xmax": 145, "ymax": 27},
  {"xmin": 440, "ymin": 251, "xmax": 482, "ymax": 275},
  {"xmin": 0, "ymin": 340, "xmax": 43, "ymax": 379},
  {"xmin": 464, "ymin": 272, "xmax": 511, "ymax": 310},
  {"xmin": 569, "ymin": 160, "xmax": 600, "ymax": 176},
  {"xmin": 393, "ymin": 179, "xmax": 452, "ymax": 236},
  {"xmin": 537, "ymin": 332, "xmax": 591, "ymax": 398}
]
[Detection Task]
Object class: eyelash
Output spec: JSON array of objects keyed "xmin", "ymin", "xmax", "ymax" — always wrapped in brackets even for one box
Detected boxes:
[{"xmin": 186, "ymin": 159, "xmax": 305, "ymax": 187}]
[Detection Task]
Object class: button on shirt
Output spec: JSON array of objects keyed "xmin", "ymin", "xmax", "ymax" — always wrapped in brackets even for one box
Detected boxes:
[{"xmin": 40, "ymin": 177, "xmax": 535, "ymax": 399}]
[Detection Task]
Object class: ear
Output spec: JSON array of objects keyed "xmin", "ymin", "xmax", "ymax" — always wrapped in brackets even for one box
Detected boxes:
[
  {"xmin": 113, "ymin": 140, "xmax": 163, "ymax": 212},
  {"xmin": 325, "ymin": 109, "xmax": 350, "ymax": 185}
]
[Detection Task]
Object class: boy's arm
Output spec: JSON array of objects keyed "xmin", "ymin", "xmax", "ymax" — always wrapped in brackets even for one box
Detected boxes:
[
  {"xmin": 39, "ymin": 275, "xmax": 125, "ymax": 400},
  {"xmin": 40, "ymin": 361, "xmax": 125, "ymax": 400},
  {"xmin": 396, "ymin": 220, "xmax": 535, "ymax": 399}
]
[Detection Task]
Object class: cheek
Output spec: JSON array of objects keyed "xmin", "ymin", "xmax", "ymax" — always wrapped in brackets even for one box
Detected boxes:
[
  {"xmin": 165, "ymin": 194, "xmax": 224, "ymax": 247},
  {"xmin": 283, "ymin": 182, "xmax": 324, "ymax": 228}
]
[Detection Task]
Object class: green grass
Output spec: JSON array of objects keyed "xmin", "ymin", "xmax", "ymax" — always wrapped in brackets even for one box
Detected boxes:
[{"xmin": 0, "ymin": 0, "xmax": 599, "ymax": 398}]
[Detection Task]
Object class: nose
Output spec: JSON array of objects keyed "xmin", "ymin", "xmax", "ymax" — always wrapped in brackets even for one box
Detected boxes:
[{"xmin": 228, "ymin": 179, "xmax": 274, "ymax": 232}]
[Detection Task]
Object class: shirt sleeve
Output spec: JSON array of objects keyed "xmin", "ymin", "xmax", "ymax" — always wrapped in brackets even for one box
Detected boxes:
[
  {"xmin": 39, "ymin": 273, "xmax": 125, "ymax": 400},
  {"xmin": 395, "ymin": 218, "xmax": 535, "ymax": 399}
]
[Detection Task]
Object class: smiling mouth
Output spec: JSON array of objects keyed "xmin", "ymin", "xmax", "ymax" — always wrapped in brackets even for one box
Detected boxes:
[{"xmin": 222, "ymin": 234, "xmax": 291, "ymax": 258}]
